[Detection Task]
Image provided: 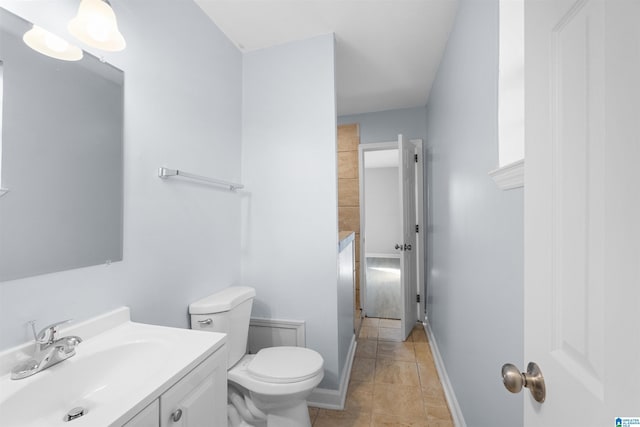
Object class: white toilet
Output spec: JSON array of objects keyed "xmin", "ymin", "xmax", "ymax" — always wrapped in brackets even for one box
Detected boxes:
[{"xmin": 189, "ymin": 286, "xmax": 324, "ymax": 427}]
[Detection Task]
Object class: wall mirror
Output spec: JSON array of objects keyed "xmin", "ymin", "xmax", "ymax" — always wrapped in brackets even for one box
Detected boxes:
[{"xmin": 0, "ymin": 7, "xmax": 124, "ymax": 282}]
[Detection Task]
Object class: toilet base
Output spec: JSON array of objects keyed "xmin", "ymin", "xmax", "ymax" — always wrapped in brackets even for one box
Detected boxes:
[
  {"xmin": 228, "ymin": 383, "xmax": 314, "ymax": 427},
  {"xmin": 265, "ymin": 400, "xmax": 312, "ymax": 427}
]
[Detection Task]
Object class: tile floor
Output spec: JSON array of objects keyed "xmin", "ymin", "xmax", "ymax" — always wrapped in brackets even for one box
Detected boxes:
[{"xmin": 309, "ymin": 317, "xmax": 454, "ymax": 427}]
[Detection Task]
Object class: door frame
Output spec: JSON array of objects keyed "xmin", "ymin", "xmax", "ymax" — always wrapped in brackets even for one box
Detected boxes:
[{"xmin": 358, "ymin": 138, "xmax": 425, "ymax": 326}]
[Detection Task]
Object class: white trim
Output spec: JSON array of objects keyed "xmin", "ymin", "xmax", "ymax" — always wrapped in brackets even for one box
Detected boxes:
[
  {"xmin": 307, "ymin": 335, "xmax": 357, "ymax": 410},
  {"xmin": 423, "ymin": 321, "xmax": 467, "ymax": 427},
  {"xmin": 412, "ymin": 139, "xmax": 425, "ymax": 322},
  {"xmin": 358, "ymin": 138, "xmax": 424, "ymax": 325},
  {"xmin": 365, "ymin": 252, "xmax": 401, "ymax": 259},
  {"xmin": 249, "ymin": 318, "xmax": 305, "ymax": 346},
  {"xmin": 247, "ymin": 318, "xmax": 305, "ymax": 354},
  {"xmin": 488, "ymin": 158, "xmax": 524, "ymax": 190}
]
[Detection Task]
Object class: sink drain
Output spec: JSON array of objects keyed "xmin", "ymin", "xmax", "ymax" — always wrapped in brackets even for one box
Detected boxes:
[{"xmin": 63, "ymin": 407, "xmax": 86, "ymax": 422}]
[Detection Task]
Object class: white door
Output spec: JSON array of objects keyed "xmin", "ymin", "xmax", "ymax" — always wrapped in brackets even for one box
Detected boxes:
[
  {"xmin": 522, "ymin": 0, "xmax": 640, "ymax": 425},
  {"xmin": 399, "ymin": 134, "xmax": 417, "ymax": 340}
]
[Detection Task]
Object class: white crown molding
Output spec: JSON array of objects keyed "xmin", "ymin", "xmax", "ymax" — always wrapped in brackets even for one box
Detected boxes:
[{"xmin": 488, "ymin": 159, "xmax": 524, "ymax": 190}]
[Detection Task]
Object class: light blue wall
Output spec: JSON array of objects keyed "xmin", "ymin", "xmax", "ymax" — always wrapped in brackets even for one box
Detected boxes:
[
  {"xmin": 338, "ymin": 106, "xmax": 427, "ymax": 144},
  {"xmin": 424, "ymin": 0, "xmax": 524, "ymax": 426},
  {"xmin": 241, "ymin": 34, "xmax": 343, "ymax": 390},
  {"xmin": 0, "ymin": 0, "xmax": 243, "ymax": 349}
]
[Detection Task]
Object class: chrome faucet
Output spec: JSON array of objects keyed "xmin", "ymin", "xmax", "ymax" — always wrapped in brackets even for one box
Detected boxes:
[{"xmin": 10, "ymin": 320, "xmax": 83, "ymax": 380}]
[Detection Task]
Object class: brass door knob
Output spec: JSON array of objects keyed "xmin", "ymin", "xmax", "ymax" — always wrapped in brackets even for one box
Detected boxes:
[{"xmin": 501, "ymin": 362, "xmax": 546, "ymax": 403}]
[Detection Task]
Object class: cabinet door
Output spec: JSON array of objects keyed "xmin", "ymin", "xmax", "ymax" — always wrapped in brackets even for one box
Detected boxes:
[
  {"xmin": 160, "ymin": 347, "xmax": 227, "ymax": 427},
  {"xmin": 123, "ymin": 400, "xmax": 160, "ymax": 427}
]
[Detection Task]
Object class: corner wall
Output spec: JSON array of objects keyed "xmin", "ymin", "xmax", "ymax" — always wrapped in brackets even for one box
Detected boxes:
[
  {"xmin": 240, "ymin": 34, "xmax": 344, "ymax": 390},
  {"xmin": 424, "ymin": 0, "xmax": 524, "ymax": 425}
]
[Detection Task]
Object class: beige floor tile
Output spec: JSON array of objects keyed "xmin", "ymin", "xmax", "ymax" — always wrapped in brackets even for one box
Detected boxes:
[
  {"xmin": 379, "ymin": 318, "xmax": 401, "ymax": 329},
  {"xmin": 344, "ymin": 381, "xmax": 375, "ymax": 415},
  {"xmin": 330, "ymin": 317, "xmax": 453, "ymax": 427},
  {"xmin": 414, "ymin": 342, "xmax": 434, "ymax": 365},
  {"xmin": 351, "ymin": 357, "xmax": 376, "ymax": 383},
  {"xmin": 377, "ymin": 341, "xmax": 416, "ymax": 362},
  {"xmin": 360, "ymin": 326, "xmax": 379, "ymax": 340},
  {"xmin": 417, "ymin": 357, "xmax": 437, "ymax": 377},
  {"xmin": 378, "ymin": 327, "xmax": 403, "ymax": 342},
  {"xmin": 362, "ymin": 317, "xmax": 381, "ymax": 327},
  {"xmin": 375, "ymin": 359, "xmax": 420, "ymax": 387},
  {"xmin": 356, "ymin": 339, "xmax": 378, "ymax": 359},
  {"xmin": 410, "ymin": 326, "xmax": 428, "ymax": 342},
  {"xmin": 371, "ymin": 413, "xmax": 429, "ymax": 427},
  {"xmin": 425, "ymin": 403, "xmax": 452, "ymax": 424},
  {"xmin": 423, "ymin": 391, "xmax": 448, "ymax": 409},
  {"xmin": 314, "ymin": 410, "xmax": 371, "ymax": 427},
  {"xmin": 372, "ymin": 384, "xmax": 425, "ymax": 419},
  {"xmin": 426, "ymin": 421, "xmax": 454, "ymax": 427},
  {"xmin": 309, "ymin": 406, "xmax": 319, "ymax": 423},
  {"xmin": 417, "ymin": 363, "xmax": 443, "ymax": 397}
]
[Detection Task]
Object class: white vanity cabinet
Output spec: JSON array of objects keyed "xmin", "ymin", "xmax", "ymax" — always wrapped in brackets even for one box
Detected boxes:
[
  {"xmin": 123, "ymin": 401, "xmax": 159, "ymax": 427},
  {"xmin": 125, "ymin": 346, "xmax": 228, "ymax": 427},
  {"xmin": 0, "ymin": 309, "xmax": 229, "ymax": 427},
  {"xmin": 160, "ymin": 345, "xmax": 227, "ymax": 427}
]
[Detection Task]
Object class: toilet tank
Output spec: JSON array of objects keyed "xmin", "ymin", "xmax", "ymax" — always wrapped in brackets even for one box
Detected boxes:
[{"xmin": 189, "ymin": 286, "xmax": 256, "ymax": 369}]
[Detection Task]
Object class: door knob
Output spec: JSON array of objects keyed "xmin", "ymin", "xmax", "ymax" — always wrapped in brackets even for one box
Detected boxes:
[
  {"xmin": 395, "ymin": 244, "xmax": 403, "ymax": 251},
  {"xmin": 404, "ymin": 244, "xmax": 412, "ymax": 251},
  {"xmin": 501, "ymin": 362, "xmax": 546, "ymax": 403}
]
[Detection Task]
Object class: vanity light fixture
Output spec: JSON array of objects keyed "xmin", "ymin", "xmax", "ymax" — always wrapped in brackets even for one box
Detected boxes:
[
  {"xmin": 68, "ymin": 0, "xmax": 126, "ymax": 52},
  {"xmin": 22, "ymin": 25, "xmax": 83, "ymax": 61}
]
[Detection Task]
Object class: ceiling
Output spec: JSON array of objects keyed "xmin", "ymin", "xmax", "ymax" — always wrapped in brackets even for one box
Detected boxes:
[{"xmin": 194, "ymin": 0, "xmax": 459, "ymax": 117}]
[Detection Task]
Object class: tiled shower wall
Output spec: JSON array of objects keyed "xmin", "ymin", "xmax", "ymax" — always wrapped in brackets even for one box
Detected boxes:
[{"xmin": 337, "ymin": 124, "xmax": 361, "ymax": 310}]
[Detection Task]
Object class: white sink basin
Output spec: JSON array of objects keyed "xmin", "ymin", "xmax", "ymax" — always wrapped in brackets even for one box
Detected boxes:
[{"xmin": 0, "ymin": 308, "xmax": 226, "ymax": 427}]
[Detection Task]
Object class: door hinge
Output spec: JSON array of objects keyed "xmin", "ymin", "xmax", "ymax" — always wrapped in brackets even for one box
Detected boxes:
[
  {"xmin": 416, "ymin": 294, "xmax": 421, "ymax": 303},
  {"xmin": 414, "ymin": 154, "xmax": 419, "ymax": 163},
  {"xmin": 416, "ymin": 224, "xmax": 419, "ymax": 233}
]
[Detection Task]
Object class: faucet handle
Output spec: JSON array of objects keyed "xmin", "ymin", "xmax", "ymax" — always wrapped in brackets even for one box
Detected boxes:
[{"xmin": 31, "ymin": 319, "xmax": 73, "ymax": 345}]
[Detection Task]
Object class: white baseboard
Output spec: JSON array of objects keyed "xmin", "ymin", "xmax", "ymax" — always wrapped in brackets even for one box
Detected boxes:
[
  {"xmin": 307, "ymin": 335, "xmax": 357, "ymax": 410},
  {"xmin": 424, "ymin": 322, "xmax": 467, "ymax": 427}
]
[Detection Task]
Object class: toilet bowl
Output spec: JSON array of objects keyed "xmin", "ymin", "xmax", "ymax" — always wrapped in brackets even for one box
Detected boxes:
[{"xmin": 189, "ymin": 286, "xmax": 324, "ymax": 427}]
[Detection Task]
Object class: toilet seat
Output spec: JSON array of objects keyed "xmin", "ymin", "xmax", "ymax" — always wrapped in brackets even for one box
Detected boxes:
[
  {"xmin": 228, "ymin": 350, "xmax": 324, "ymax": 396},
  {"xmin": 248, "ymin": 347, "xmax": 324, "ymax": 384}
]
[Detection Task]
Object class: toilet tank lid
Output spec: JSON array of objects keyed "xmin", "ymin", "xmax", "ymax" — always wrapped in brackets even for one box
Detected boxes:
[{"xmin": 189, "ymin": 286, "xmax": 256, "ymax": 314}]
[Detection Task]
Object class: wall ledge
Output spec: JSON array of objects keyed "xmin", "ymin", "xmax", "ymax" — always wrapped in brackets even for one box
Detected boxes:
[{"xmin": 488, "ymin": 159, "xmax": 524, "ymax": 190}]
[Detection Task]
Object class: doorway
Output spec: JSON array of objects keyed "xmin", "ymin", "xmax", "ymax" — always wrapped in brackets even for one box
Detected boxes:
[
  {"xmin": 359, "ymin": 136, "xmax": 424, "ymax": 341},
  {"xmin": 362, "ymin": 148, "xmax": 402, "ymax": 319}
]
